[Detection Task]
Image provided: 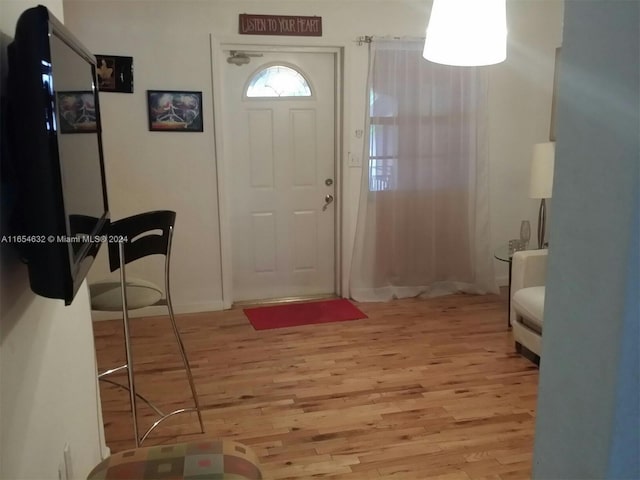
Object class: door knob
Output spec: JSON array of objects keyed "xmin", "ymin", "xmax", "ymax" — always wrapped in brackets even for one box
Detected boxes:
[{"xmin": 322, "ymin": 194, "xmax": 334, "ymax": 211}]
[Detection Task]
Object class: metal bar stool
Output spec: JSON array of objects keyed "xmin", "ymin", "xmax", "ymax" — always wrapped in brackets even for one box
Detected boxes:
[{"xmin": 90, "ymin": 210, "xmax": 204, "ymax": 446}]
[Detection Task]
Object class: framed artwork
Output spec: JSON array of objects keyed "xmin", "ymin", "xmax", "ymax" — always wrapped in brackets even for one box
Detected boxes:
[
  {"xmin": 95, "ymin": 55, "xmax": 133, "ymax": 93},
  {"xmin": 56, "ymin": 91, "xmax": 97, "ymax": 133},
  {"xmin": 147, "ymin": 90, "xmax": 203, "ymax": 132},
  {"xmin": 549, "ymin": 47, "xmax": 561, "ymax": 141}
]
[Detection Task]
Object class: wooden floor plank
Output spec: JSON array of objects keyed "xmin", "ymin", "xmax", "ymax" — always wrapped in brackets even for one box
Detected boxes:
[{"xmin": 93, "ymin": 294, "xmax": 538, "ymax": 479}]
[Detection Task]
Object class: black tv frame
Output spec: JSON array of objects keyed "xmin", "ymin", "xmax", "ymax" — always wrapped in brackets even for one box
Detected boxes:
[{"xmin": 6, "ymin": 5, "xmax": 110, "ymax": 305}]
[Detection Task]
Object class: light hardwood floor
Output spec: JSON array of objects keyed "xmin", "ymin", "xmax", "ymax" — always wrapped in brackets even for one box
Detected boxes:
[{"xmin": 93, "ymin": 293, "xmax": 539, "ymax": 479}]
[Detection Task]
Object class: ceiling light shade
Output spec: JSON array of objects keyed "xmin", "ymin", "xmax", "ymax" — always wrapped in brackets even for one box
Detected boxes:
[
  {"xmin": 423, "ymin": 0, "xmax": 507, "ymax": 67},
  {"xmin": 529, "ymin": 142, "xmax": 555, "ymax": 199}
]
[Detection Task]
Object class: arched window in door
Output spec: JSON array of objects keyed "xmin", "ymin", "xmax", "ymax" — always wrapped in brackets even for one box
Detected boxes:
[{"xmin": 246, "ymin": 65, "xmax": 312, "ymax": 98}]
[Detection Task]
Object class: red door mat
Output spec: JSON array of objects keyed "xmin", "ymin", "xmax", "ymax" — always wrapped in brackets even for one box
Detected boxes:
[{"xmin": 244, "ymin": 298, "xmax": 367, "ymax": 331}]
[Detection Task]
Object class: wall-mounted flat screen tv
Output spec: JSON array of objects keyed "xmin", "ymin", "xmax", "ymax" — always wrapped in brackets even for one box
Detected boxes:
[{"xmin": 6, "ymin": 5, "xmax": 110, "ymax": 304}]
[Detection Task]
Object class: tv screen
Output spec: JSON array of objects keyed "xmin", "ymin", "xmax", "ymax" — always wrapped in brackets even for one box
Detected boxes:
[
  {"xmin": 6, "ymin": 6, "xmax": 110, "ymax": 304},
  {"xmin": 50, "ymin": 31, "xmax": 106, "ymax": 258}
]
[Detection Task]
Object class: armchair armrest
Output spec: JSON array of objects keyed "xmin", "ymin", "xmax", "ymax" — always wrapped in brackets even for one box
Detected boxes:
[
  {"xmin": 510, "ymin": 249, "xmax": 548, "ymax": 326},
  {"xmin": 512, "ymin": 249, "xmax": 548, "ymax": 290}
]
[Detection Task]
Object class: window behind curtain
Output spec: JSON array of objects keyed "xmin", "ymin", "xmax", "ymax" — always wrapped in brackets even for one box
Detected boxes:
[
  {"xmin": 351, "ymin": 38, "xmax": 497, "ymax": 302},
  {"xmin": 369, "ymin": 91, "xmax": 398, "ymax": 191},
  {"xmin": 367, "ymin": 47, "xmax": 475, "ymax": 192}
]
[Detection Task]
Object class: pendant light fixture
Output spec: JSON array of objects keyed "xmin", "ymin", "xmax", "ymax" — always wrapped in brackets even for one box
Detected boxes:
[{"xmin": 423, "ymin": 0, "xmax": 508, "ymax": 67}]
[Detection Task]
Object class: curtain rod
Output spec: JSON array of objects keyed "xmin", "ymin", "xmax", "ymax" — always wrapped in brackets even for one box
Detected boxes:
[
  {"xmin": 355, "ymin": 35, "xmax": 426, "ymax": 46},
  {"xmin": 355, "ymin": 36, "xmax": 373, "ymax": 45}
]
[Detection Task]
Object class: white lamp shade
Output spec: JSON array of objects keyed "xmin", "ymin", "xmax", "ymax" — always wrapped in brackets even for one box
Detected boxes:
[
  {"xmin": 423, "ymin": 0, "xmax": 507, "ymax": 67},
  {"xmin": 529, "ymin": 142, "xmax": 555, "ymax": 199}
]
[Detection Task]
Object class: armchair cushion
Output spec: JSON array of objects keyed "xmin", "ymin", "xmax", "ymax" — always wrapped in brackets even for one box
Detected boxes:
[
  {"xmin": 510, "ymin": 249, "xmax": 548, "ymax": 327},
  {"xmin": 510, "ymin": 249, "xmax": 548, "ymax": 358},
  {"xmin": 512, "ymin": 286, "xmax": 545, "ymax": 332}
]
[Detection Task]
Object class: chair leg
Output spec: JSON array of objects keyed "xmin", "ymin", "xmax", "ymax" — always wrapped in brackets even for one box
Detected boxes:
[
  {"xmin": 164, "ymin": 251, "xmax": 204, "ymax": 433},
  {"xmin": 119, "ymin": 241, "xmax": 140, "ymax": 447},
  {"xmin": 166, "ymin": 292, "xmax": 205, "ymax": 433},
  {"xmin": 122, "ymin": 313, "xmax": 141, "ymax": 447}
]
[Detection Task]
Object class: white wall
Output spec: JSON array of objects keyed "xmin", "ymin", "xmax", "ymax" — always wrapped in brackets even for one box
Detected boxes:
[
  {"xmin": 533, "ymin": 1, "xmax": 639, "ymax": 477},
  {"xmin": 63, "ymin": 0, "xmax": 563, "ymax": 313},
  {"xmin": 0, "ymin": 1, "xmax": 106, "ymax": 478},
  {"xmin": 488, "ymin": 0, "xmax": 563, "ymax": 276}
]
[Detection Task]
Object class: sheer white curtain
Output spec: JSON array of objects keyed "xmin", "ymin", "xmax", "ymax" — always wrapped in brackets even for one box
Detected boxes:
[{"xmin": 350, "ymin": 39, "xmax": 497, "ymax": 302}]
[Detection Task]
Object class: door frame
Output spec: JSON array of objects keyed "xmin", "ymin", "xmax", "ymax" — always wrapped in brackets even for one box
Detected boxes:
[{"xmin": 210, "ymin": 38, "xmax": 344, "ymax": 308}]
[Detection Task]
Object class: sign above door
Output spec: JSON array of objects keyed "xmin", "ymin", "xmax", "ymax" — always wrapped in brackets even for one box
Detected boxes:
[{"xmin": 239, "ymin": 14, "xmax": 322, "ymax": 36}]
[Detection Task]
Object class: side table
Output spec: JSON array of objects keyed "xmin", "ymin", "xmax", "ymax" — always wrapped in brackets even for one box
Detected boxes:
[{"xmin": 494, "ymin": 245, "xmax": 516, "ymax": 328}]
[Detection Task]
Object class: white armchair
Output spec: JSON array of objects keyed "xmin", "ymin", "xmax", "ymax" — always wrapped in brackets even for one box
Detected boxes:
[{"xmin": 510, "ymin": 249, "xmax": 548, "ymax": 358}]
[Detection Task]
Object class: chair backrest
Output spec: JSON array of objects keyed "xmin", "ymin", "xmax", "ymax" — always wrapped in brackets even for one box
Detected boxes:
[{"xmin": 107, "ymin": 210, "xmax": 176, "ymax": 272}]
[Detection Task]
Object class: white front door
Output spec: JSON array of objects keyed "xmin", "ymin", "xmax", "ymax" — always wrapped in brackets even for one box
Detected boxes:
[{"xmin": 223, "ymin": 50, "xmax": 336, "ymax": 302}]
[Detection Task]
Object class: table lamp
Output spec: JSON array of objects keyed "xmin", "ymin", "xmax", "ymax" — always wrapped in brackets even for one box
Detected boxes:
[{"xmin": 530, "ymin": 142, "xmax": 555, "ymax": 248}]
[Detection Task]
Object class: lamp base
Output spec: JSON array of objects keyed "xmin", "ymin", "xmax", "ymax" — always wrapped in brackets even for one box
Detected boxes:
[{"xmin": 537, "ymin": 198, "xmax": 547, "ymax": 249}]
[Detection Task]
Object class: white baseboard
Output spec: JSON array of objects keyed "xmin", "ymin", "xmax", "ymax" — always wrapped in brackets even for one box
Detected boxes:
[
  {"xmin": 91, "ymin": 300, "xmax": 225, "ymax": 321},
  {"xmin": 101, "ymin": 446, "xmax": 111, "ymax": 461},
  {"xmin": 92, "ymin": 279, "xmax": 509, "ymax": 322}
]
